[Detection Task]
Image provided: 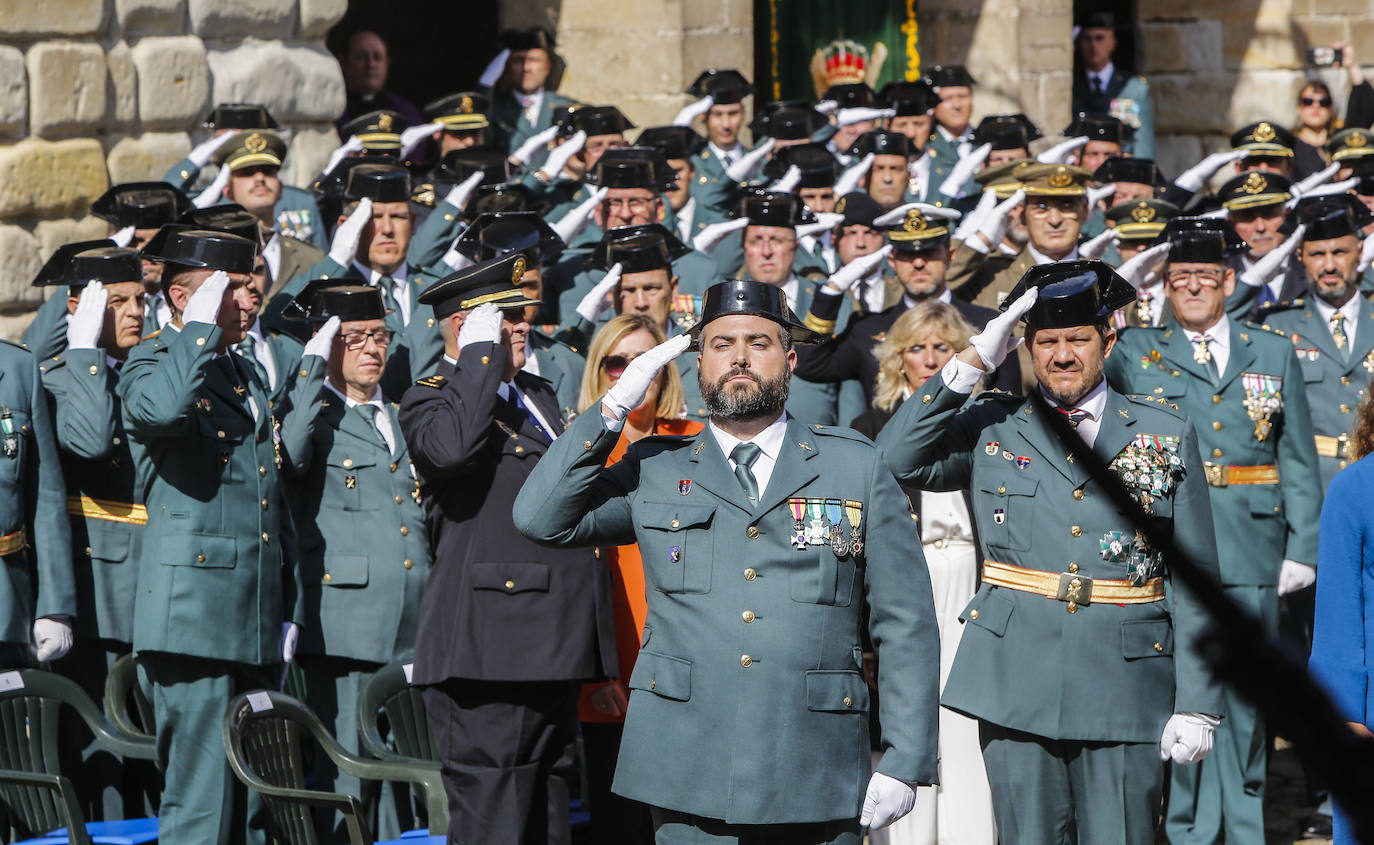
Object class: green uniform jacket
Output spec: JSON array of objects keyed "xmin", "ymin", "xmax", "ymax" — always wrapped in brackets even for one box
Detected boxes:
[
  {"xmin": 41, "ymin": 349, "xmax": 140, "ymax": 643},
  {"xmin": 21, "ymin": 291, "xmax": 72, "ymax": 364},
  {"xmin": 876, "ymin": 378, "xmax": 1225, "ymax": 740},
  {"xmin": 405, "ymin": 199, "xmax": 465, "ymax": 272},
  {"xmin": 164, "ymin": 158, "xmax": 328, "ymax": 250},
  {"xmin": 1256, "ymin": 296, "xmax": 1374, "ymax": 490},
  {"xmin": 0, "ymin": 341, "xmax": 73, "ymax": 643},
  {"xmin": 513, "ymin": 410, "xmax": 939, "ymax": 824},
  {"xmin": 278, "ymin": 355, "xmax": 431, "ymax": 664},
  {"xmin": 1108, "ymin": 321, "xmax": 1322, "ymax": 583},
  {"xmin": 119, "ymin": 323, "xmax": 303, "ymax": 664},
  {"xmin": 489, "ymin": 89, "xmax": 576, "ymax": 156}
]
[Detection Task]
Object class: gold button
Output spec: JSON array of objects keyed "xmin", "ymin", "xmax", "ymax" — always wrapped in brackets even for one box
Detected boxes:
[
  {"xmin": 932, "ymin": 538, "xmax": 945, "ymax": 549},
  {"xmin": 1342, "ymin": 376, "xmax": 1351, "ymax": 386},
  {"xmin": 84, "ymin": 546, "xmax": 93, "ymax": 556},
  {"xmin": 88, "ymin": 365, "xmax": 98, "ymax": 375},
  {"xmin": 1212, "ymin": 448, "xmax": 1223, "ymax": 458},
  {"xmin": 480, "ymin": 355, "xmax": 490, "ymax": 365},
  {"xmin": 922, "ymin": 394, "xmax": 932, "ymax": 403},
  {"xmin": 997, "ymin": 485, "xmax": 1006, "ymax": 494},
  {"xmin": 1068, "ymin": 562, "xmax": 1079, "ymax": 573},
  {"xmin": 443, "ymin": 213, "xmax": 454, "ymax": 221},
  {"xmin": 742, "ymin": 610, "xmax": 755, "ymax": 623},
  {"xmin": 112, "ymin": 437, "xmax": 120, "ymax": 446},
  {"xmin": 843, "ymin": 696, "xmax": 853, "ymax": 708},
  {"xmin": 505, "ymin": 579, "xmax": 515, "ymax": 590},
  {"xmin": 217, "ymin": 430, "xmax": 225, "ymax": 439},
  {"xmin": 1153, "ymin": 387, "xmax": 1163, "ymax": 394},
  {"xmin": 259, "ymin": 466, "xmax": 267, "ymax": 476},
  {"xmin": 1212, "ymin": 421, "xmax": 1222, "ymax": 430},
  {"xmin": 1212, "ymin": 395, "xmax": 1221, "ymax": 404},
  {"xmin": 1153, "ymin": 642, "xmax": 1163, "ymax": 653},
  {"xmin": 670, "ymin": 519, "xmax": 680, "ymax": 528},
  {"xmin": 390, "ymin": 463, "xmax": 398, "ymax": 472},
  {"xmin": 747, "ymin": 525, "xmax": 760, "ymax": 539},
  {"xmin": 583, "ymin": 440, "xmax": 593, "ymax": 450},
  {"xmin": 195, "ymin": 337, "xmax": 206, "ymax": 347},
  {"xmin": 404, "ymin": 559, "xmax": 413, "ymax": 569},
  {"xmin": 400, "ymin": 526, "xmax": 409, "ymax": 536},
  {"xmin": 514, "ymin": 445, "xmax": 524, "ymax": 454},
  {"xmin": 969, "ymin": 609, "xmax": 979, "ymax": 619},
  {"xmin": 650, "ymin": 679, "xmax": 656, "ymax": 689},
  {"xmin": 1070, "ymin": 525, "xmax": 1082, "ymax": 537},
  {"xmin": 261, "ymin": 532, "xmax": 270, "ymax": 543},
  {"xmin": 395, "ymin": 495, "xmax": 403, "ymax": 504},
  {"xmin": 1073, "ymin": 489, "xmax": 1084, "ymax": 500},
  {"xmin": 1067, "ymin": 601, "xmax": 1078, "ymax": 614},
  {"xmin": 260, "ymin": 498, "xmax": 268, "ymax": 509},
  {"xmin": 197, "ymin": 554, "xmax": 206, "ymax": 563},
  {"xmin": 744, "ymin": 568, "xmax": 757, "ymax": 581},
  {"xmin": 323, "ymin": 573, "xmax": 332, "ymax": 582},
  {"xmin": 343, "ymin": 458, "xmax": 353, "ymax": 468},
  {"xmin": 300, "ymin": 369, "xmax": 308, "ymax": 378},
  {"xmin": 427, "ymin": 318, "xmax": 435, "ymax": 328},
  {"xmin": 740, "ymin": 654, "xmax": 753, "ymax": 668},
  {"xmin": 1342, "ymin": 404, "xmax": 1351, "ymax": 414}
]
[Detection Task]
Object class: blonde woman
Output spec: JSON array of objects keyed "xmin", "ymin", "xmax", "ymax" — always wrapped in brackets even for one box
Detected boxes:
[
  {"xmin": 575, "ymin": 313, "xmax": 701, "ymax": 844},
  {"xmin": 857, "ymin": 302, "xmax": 997, "ymax": 845}
]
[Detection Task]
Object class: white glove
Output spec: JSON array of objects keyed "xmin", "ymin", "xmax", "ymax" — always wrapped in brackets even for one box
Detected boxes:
[
  {"xmin": 183, "ymin": 270, "xmax": 230, "ymax": 326},
  {"xmin": 329, "ymin": 197, "xmax": 373, "ymax": 267},
  {"xmin": 510, "ymin": 125, "xmax": 560, "ymax": 167},
  {"xmin": 1174, "ymin": 149, "xmax": 1246, "ymax": 194},
  {"xmin": 967, "ymin": 189, "xmax": 1027, "ymax": 255},
  {"xmin": 673, "ymin": 94, "xmax": 714, "ymax": 127},
  {"xmin": 1036, "ymin": 135, "xmax": 1089, "ymax": 164},
  {"xmin": 814, "ymin": 99, "xmax": 839, "ymax": 116},
  {"xmin": 192, "ymin": 165, "xmax": 232, "ymax": 209},
  {"xmin": 1239, "ymin": 223, "xmax": 1305, "ymax": 288},
  {"xmin": 860, "ymin": 772, "xmax": 916, "ymax": 830},
  {"xmin": 772, "ymin": 165, "xmax": 803, "ymax": 193},
  {"xmin": 110, "ymin": 225, "xmax": 136, "ymax": 248},
  {"xmin": 188, "ymin": 131, "xmax": 236, "ymax": 168},
  {"xmin": 725, "ymin": 139, "xmax": 775, "ymax": 182},
  {"xmin": 400, "ymin": 121, "xmax": 444, "ymax": 159},
  {"xmin": 836, "ymin": 106, "xmax": 896, "ymax": 128},
  {"xmin": 1159, "ymin": 712, "xmax": 1220, "ymax": 764},
  {"xmin": 551, "ymin": 186, "xmax": 608, "ymax": 245},
  {"xmin": 441, "ymin": 237, "xmax": 473, "ymax": 272},
  {"xmin": 322, "ymin": 135, "xmax": 365, "ymax": 179},
  {"xmin": 693, "ymin": 216, "xmax": 750, "ymax": 255},
  {"xmin": 539, "ymin": 130, "xmax": 586, "ymax": 179},
  {"xmin": 601, "ymin": 333, "xmax": 692, "ymax": 421},
  {"xmin": 1117, "ymin": 242, "xmax": 1171, "ymax": 290},
  {"xmin": 953, "ymin": 189, "xmax": 999, "ymax": 243},
  {"xmin": 823, "ymin": 245, "xmax": 892, "ymax": 294},
  {"xmin": 1278, "ymin": 559, "xmax": 1317, "ymax": 596},
  {"xmin": 1358, "ymin": 231, "xmax": 1374, "ymax": 273},
  {"xmin": 1087, "ymin": 183, "xmax": 1116, "ymax": 209},
  {"xmin": 874, "ymin": 202, "xmax": 960, "ymax": 228},
  {"xmin": 1080, "ymin": 226, "xmax": 1120, "ymax": 260},
  {"xmin": 67, "ymin": 281, "xmax": 107, "ymax": 351},
  {"xmin": 937, "ymin": 142, "xmax": 992, "ymax": 199},
  {"xmin": 834, "ymin": 153, "xmax": 876, "ymax": 197},
  {"xmin": 478, "ymin": 48, "xmax": 511, "ymax": 88},
  {"xmin": 1199, "ymin": 207, "xmax": 1230, "ymax": 220},
  {"xmin": 908, "ymin": 154, "xmax": 932, "ymax": 199},
  {"xmin": 1292, "ymin": 162, "xmax": 1340, "ymax": 199},
  {"xmin": 302, "ymin": 315, "xmax": 341, "ymax": 359},
  {"xmin": 795, "ymin": 211, "xmax": 844, "ymax": 240},
  {"xmin": 969, "ymin": 287, "xmax": 1037, "ymax": 370},
  {"xmin": 31, "ymin": 617, "xmax": 74, "ymax": 663},
  {"xmin": 442, "ymin": 171, "xmax": 485, "ymax": 213},
  {"xmin": 280, "ymin": 622, "xmax": 300, "ymax": 664},
  {"xmin": 576, "ymin": 263, "xmax": 623, "ymax": 324},
  {"xmin": 458, "ymin": 301, "xmax": 502, "ymax": 348},
  {"xmin": 1286, "ymin": 177, "xmax": 1359, "ymax": 208}
]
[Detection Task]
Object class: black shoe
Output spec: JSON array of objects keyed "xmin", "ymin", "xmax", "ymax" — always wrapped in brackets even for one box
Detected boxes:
[{"xmin": 1300, "ymin": 812, "xmax": 1333, "ymax": 840}]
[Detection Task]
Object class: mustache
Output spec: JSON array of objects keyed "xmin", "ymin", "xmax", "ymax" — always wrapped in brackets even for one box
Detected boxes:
[{"xmin": 715, "ymin": 367, "xmax": 761, "ymax": 389}]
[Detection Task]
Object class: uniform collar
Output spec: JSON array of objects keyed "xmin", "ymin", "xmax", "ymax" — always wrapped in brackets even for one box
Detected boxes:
[{"xmin": 708, "ymin": 411, "xmax": 788, "ymax": 465}]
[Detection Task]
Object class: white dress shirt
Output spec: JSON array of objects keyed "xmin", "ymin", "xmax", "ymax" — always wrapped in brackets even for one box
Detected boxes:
[
  {"xmin": 262, "ymin": 231, "xmax": 283, "ymax": 283},
  {"xmin": 242, "ymin": 322, "xmax": 277, "ymax": 390},
  {"xmin": 1183, "ymin": 313, "xmax": 1232, "ymax": 377},
  {"xmin": 1312, "ymin": 295, "xmax": 1361, "ymax": 350},
  {"xmin": 708, "ymin": 412, "xmax": 788, "ymax": 498},
  {"xmin": 1028, "ymin": 245, "xmax": 1080, "ymax": 266},
  {"xmin": 498, "ymin": 380, "xmax": 558, "ymax": 441},
  {"xmin": 677, "ymin": 197, "xmax": 697, "ymax": 243},
  {"xmin": 326, "ymin": 382, "xmax": 395, "ymax": 454},
  {"xmin": 1086, "ymin": 61, "xmax": 1115, "ymax": 93},
  {"xmin": 353, "ymin": 261, "xmax": 412, "ymax": 326},
  {"xmin": 515, "ymin": 88, "xmax": 544, "ymax": 124},
  {"xmin": 708, "ymin": 140, "xmax": 743, "ymax": 169}
]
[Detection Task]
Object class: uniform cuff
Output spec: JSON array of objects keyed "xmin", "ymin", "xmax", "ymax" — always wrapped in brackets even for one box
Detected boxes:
[{"xmin": 941, "ymin": 356, "xmax": 986, "ymax": 394}]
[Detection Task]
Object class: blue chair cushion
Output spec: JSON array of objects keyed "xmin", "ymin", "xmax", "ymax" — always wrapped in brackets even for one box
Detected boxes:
[{"xmin": 28, "ymin": 818, "xmax": 159, "ymax": 845}]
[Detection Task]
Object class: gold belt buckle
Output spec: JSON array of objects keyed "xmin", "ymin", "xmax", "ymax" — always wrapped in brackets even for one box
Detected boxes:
[
  {"xmin": 1056, "ymin": 572, "xmax": 1093, "ymax": 606},
  {"xmin": 1203, "ymin": 461, "xmax": 1226, "ymax": 487},
  {"xmin": 1339, "ymin": 434, "xmax": 1351, "ymax": 460}
]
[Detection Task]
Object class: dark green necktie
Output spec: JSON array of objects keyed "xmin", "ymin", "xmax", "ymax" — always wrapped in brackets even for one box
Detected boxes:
[{"xmin": 731, "ymin": 441, "xmax": 762, "ymax": 503}]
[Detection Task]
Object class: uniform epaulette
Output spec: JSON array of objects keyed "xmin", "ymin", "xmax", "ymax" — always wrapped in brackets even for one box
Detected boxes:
[
  {"xmin": 975, "ymin": 388, "xmax": 1021, "ymax": 402},
  {"xmin": 1124, "ymin": 393, "xmax": 1186, "ymax": 417},
  {"xmin": 1252, "ymin": 300, "xmax": 1302, "ymax": 323},
  {"xmin": 410, "ymin": 184, "xmax": 437, "ymax": 207},
  {"xmin": 141, "ymin": 330, "xmax": 162, "ymax": 342},
  {"xmin": 808, "ymin": 423, "xmax": 871, "ymax": 443},
  {"xmin": 415, "ymin": 374, "xmax": 446, "ymax": 389}
]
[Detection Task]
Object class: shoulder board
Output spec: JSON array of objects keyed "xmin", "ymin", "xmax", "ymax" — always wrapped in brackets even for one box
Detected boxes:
[
  {"xmin": 1136, "ymin": 75, "xmax": 1148, "ymax": 84},
  {"xmin": 974, "ymin": 388, "xmax": 1021, "ymax": 402},
  {"xmin": 415, "ymin": 374, "xmax": 446, "ymax": 389},
  {"xmin": 637, "ymin": 433, "xmax": 697, "ymax": 446},
  {"xmin": 1124, "ymin": 393, "xmax": 1186, "ymax": 417},
  {"xmin": 1253, "ymin": 300, "xmax": 1302, "ymax": 321},
  {"xmin": 808, "ymin": 423, "xmax": 872, "ymax": 443},
  {"xmin": 141, "ymin": 330, "xmax": 162, "ymax": 342},
  {"xmin": 1241, "ymin": 317, "xmax": 1290, "ymax": 337}
]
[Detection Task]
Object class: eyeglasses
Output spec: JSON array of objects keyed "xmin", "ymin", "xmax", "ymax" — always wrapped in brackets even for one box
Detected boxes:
[
  {"xmin": 1301, "ymin": 96, "xmax": 1334, "ymax": 107},
  {"xmin": 1165, "ymin": 268, "xmax": 1225, "ymax": 288},
  {"xmin": 603, "ymin": 197, "xmax": 654, "ymax": 213},
  {"xmin": 1026, "ymin": 199, "xmax": 1082, "ymax": 219},
  {"xmin": 338, "ymin": 329, "xmax": 394, "ymax": 350},
  {"xmin": 599, "ymin": 352, "xmax": 646, "ymax": 379}
]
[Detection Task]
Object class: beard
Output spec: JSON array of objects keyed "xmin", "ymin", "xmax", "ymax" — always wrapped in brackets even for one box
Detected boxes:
[{"xmin": 702, "ymin": 366, "xmax": 791, "ymax": 421}]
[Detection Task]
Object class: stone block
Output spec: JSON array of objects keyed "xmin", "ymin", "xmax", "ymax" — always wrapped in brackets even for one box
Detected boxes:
[
  {"xmin": 114, "ymin": 0, "xmax": 186, "ymax": 35},
  {"xmin": 33, "ymin": 215, "xmax": 110, "ymax": 260},
  {"xmin": 105, "ymin": 132, "xmax": 190, "ymax": 183},
  {"xmin": 1228, "ymin": 70, "xmax": 1304, "ymax": 127},
  {"xmin": 0, "ymin": 312, "xmax": 37, "ymax": 344},
  {"xmin": 1230, "ymin": 20, "xmax": 1302, "ymax": 70},
  {"xmin": 105, "ymin": 41, "xmax": 138, "ymax": 129},
  {"xmin": 1349, "ymin": 19, "xmax": 1374, "ymax": 59},
  {"xmin": 1140, "ymin": 23, "xmax": 1187, "ymax": 73},
  {"xmin": 188, "ymin": 0, "xmax": 296, "ymax": 39},
  {"xmin": 206, "ymin": 40, "xmax": 344, "ymax": 124},
  {"xmin": 1154, "ymin": 134, "xmax": 1204, "ymax": 182},
  {"xmin": 1294, "ymin": 17, "xmax": 1350, "ymax": 48},
  {"xmin": 1310, "ymin": 0, "xmax": 1371, "ymax": 15},
  {"xmin": 1152, "ymin": 73, "xmax": 1235, "ymax": 134},
  {"xmin": 1184, "ymin": 20, "xmax": 1224, "ymax": 72},
  {"xmin": 281, "ymin": 125, "xmax": 336, "ymax": 190},
  {"xmin": 130, "ymin": 36, "xmax": 210, "ymax": 127},
  {"xmin": 0, "ymin": 47, "xmax": 26, "ymax": 137},
  {"xmin": 298, "ymin": 0, "xmax": 347, "ymax": 39},
  {"xmin": 1137, "ymin": 0, "xmax": 1210, "ymax": 19},
  {"xmin": 0, "ymin": 0, "xmax": 105, "ymax": 37},
  {"xmin": 0, "ymin": 138, "xmax": 109, "ymax": 218},
  {"xmin": 0, "ymin": 224, "xmax": 43, "ymax": 308},
  {"xmin": 26, "ymin": 41, "xmax": 107, "ymax": 137}
]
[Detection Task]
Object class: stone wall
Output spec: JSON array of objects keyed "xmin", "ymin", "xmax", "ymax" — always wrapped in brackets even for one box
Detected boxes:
[{"xmin": 0, "ymin": 0, "xmax": 347, "ymax": 340}]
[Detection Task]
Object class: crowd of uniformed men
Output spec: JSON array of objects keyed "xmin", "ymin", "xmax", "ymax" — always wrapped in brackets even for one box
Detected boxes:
[{"xmin": 3, "ymin": 10, "xmax": 1373, "ymax": 845}]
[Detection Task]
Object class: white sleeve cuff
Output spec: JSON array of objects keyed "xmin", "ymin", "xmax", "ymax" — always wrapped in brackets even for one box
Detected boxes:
[{"xmin": 941, "ymin": 356, "xmax": 986, "ymax": 394}]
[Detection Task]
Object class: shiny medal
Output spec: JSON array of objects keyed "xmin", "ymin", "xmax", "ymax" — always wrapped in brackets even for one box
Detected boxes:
[
  {"xmin": 984, "ymin": 441, "xmax": 999, "ymax": 456},
  {"xmin": 789, "ymin": 498, "xmax": 808, "ymax": 549},
  {"xmin": 1, "ymin": 408, "xmax": 14, "ymax": 458},
  {"xmin": 826, "ymin": 499, "xmax": 849, "ymax": 557},
  {"xmin": 845, "ymin": 499, "xmax": 864, "ymax": 556},
  {"xmin": 669, "ymin": 545, "xmax": 681, "ymax": 563},
  {"xmin": 679, "ymin": 479, "xmax": 692, "ymax": 495},
  {"xmin": 805, "ymin": 498, "xmax": 827, "ymax": 545}
]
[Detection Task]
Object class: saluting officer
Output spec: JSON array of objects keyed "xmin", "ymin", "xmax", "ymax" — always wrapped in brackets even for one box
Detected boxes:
[
  {"xmin": 513, "ymin": 278, "xmax": 941, "ymax": 843},
  {"xmin": 119, "ymin": 226, "xmax": 302, "ymax": 844},
  {"xmin": 397, "ymin": 253, "xmax": 616, "ymax": 845},
  {"xmin": 276, "ymin": 281, "xmax": 431, "ymax": 840},
  {"xmin": 1105, "ymin": 223, "xmax": 1322, "ymax": 845},
  {"xmin": 877, "ymin": 262, "xmax": 1223, "ymax": 844}
]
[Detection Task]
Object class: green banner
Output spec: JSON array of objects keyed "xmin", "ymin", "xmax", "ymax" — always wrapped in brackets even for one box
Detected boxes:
[{"xmin": 759, "ymin": 0, "xmax": 920, "ymax": 102}]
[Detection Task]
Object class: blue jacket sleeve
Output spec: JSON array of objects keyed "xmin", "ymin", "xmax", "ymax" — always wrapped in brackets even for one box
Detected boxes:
[{"xmin": 1310, "ymin": 467, "xmax": 1371, "ymax": 724}]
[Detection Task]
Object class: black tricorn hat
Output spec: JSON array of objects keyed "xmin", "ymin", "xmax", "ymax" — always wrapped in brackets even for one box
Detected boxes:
[
  {"xmin": 424, "ymin": 91, "xmax": 491, "ymax": 131},
  {"xmin": 877, "ymin": 80, "xmax": 940, "ymax": 116},
  {"xmin": 686, "ymin": 69, "xmax": 754, "ymax": 104},
  {"xmin": 32, "ymin": 239, "xmax": 119, "ymax": 287},
  {"xmin": 1163, "ymin": 217, "xmax": 1244, "ymax": 263},
  {"xmin": 1294, "ymin": 194, "xmax": 1373, "ymax": 241},
  {"xmin": 571, "ymin": 105, "xmax": 634, "ymax": 137},
  {"xmin": 282, "ymin": 280, "xmax": 387, "ymax": 325},
  {"xmin": 313, "ymin": 154, "xmax": 397, "ymax": 200},
  {"xmin": 849, "ymin": 130, "xmax": 913, "ymax": 159},
  {"xmin": 687, "ymin": 279, "xmax": 825, "ymax": 347},
  {"xmin": 434, "ymin": 146, "xmax": 514, "ymax": 187},
  {"xmin": 973, "ymin": 114, "xmax": 1042, "ymax": 151},
  {"xmin": 590, "ymin": 223, "xmax": 691, "ymax": 271},
  {"xmin": 139, "ymin": 225, "xmax": 257, "ymax": 274},
  {"xmin": 464, "ymin": 183, "xmax": 549, "ymax": 220},
  {"xmin": 501, "ymin": 26, "xmax": 556, "ymax": 52},
  {"xmin": 178, "ymin": 204, "xmax": 263, "ymax": 247},
  {"xmin": 636, "ymin": 125, "xmax": 708, "ymax": 161},
  {"xmin": 346, "ymin": 163, "xmax": 412, "ymax": 203},
  {"xmin": 749, "ymin": 101, "xmax": 824, "ymax": 141},
  {"xmin": 1075, "ymin": 10, "xmax": 1117, "ymax": 29},
  {"xmin": 598, "ymin": 232, "xmax": 676, "ymax": 274},
  {"xmin": 90, "ymin": 182, "xmax": 192, "ymax": 230},
  {"xmin": 822, "ymin": 83, "xmax": 876, "ymax": 109},
  {"xmin": 1065, "ymin": 112, "xmax": 1129, "ymax": 144},
  {"xmin": 1093, "ymin": 156, "xmax": 1165, "ymax": 187},
  {"xmin": 925, "ymin": 64, "xmax": 976, "ymax": 88},
  {"xmin": 419, "ymin": 252, "xmax": 541, "ymax": 319},
  {"xmin": 740, "ymin": 190, "xmax": 815, "ymax": 227},
  {"xmin": 762, "ymin": 142, "xmax": 840, "ymax": 188},
  {"xmin": 203, "ymin": 102, "xmax": 278, "ymax": 130},
  {"xmin": 586, "ymin": 146, "xmax": 679, "ymax": 192},
  {"xmin": 454, "ymin": 211, "xmax": 565, "ymax": 264},
  {"xmin": 832, "ymin": 192, "xmax": 884, "ymax": 228},
  {"xmin": 1001, "ymin": 260, "xmax": 1136, "ymax": 328}
]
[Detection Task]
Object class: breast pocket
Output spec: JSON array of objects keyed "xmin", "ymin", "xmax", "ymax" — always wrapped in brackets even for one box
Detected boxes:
[
  {"xmin": 976, "ymin": 476, "xmax": 1037, "ymax": 552},
  {"xmin": 326, "ymin": 456, "xmax": 376, "ymax": 512},
  {"xmin": 197, "ymin": 414, "xmax": 246, "ymax": 484},
  {"xmin": 790, "ymin": 548, "xmax": 858, "ymax": 607},
  {"xmin": 636, "ymin": 501, "xmax": 716, "ymax": 594}
]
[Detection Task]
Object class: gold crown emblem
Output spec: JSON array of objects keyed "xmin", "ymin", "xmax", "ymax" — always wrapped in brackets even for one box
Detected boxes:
[
  {"xmin": 460, "ymin": 96, "xmax": 474, "ymax": 114},
  {"xmin": 244, "ymin": 132, "xmax": 267, "ymax": 153},
  {"xmin": 377, "ymin": 113, "xmax": 393, "ymax": 132},
  {"xmin": 1131, "ymin": 202, "xmax": 1156, "ymax": 223},
  {"xmin": 1253, "ymin": 121, "xmax": 1276, "ymax": 143},
  {"xmin": 1047, "ymin": 166, "xmax": 1073, "ymax": 189},
  {"xmin": 512, "ymin": 255, "xmax": 527, "ymax": 282},
  {"xmin": 1241, "ymin": 171, "xmax": 1268, "ymax": 194},
  {"xmin": 1350, "ymin": 130, "xmax": 1368, "ymax": 148},
  {"xmin": 903, "ymin": 208, "xmax": 927, "ymax": 232}
]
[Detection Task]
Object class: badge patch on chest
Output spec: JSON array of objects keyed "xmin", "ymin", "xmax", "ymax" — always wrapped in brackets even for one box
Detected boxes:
[
  {"xmin": 678, "ymin": 479, "xmax": 692, "ymax": 495},
  {"xmin": 993, "ymin": 508, "xmax": 1005, "ymax": 524},
  {"xmin": 985, "ymin": 441, "xmax": 999, "ymax": 455}
]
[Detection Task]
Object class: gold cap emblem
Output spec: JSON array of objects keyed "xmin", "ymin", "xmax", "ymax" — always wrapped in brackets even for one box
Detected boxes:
[
  {"xmin": 903, "ymin": 208, "xmax": 927, "ymax": 232},
  {"xmin": 834, "ymin": 197, "xmax": 847, "ymax": 214},
  {"xmin": 512, "ymin": 255, "xmax": 527, "ymax": 282},
  {"xmin": 1253, "ymin": 121, "xmax": 1276, "ymax": 143},
  {"xmin": 1047, "ymin": 166, "xmax": 1073, "ymax": 188},
  {"xmin": 1241, "ymin": 171, "xmax": 1267, "ymax": 194},
  {"xmin": 244, "ymin": 132, "xmax": 267, "ymax": 153},
  {"xmin": 378, "ymin": 113, "xmax": 393, "ymax": 132},
  {"xmin": 1131, "ymin": 202, "xmax": 1156, "ymax": 223},
  {"xmin": 460, "ymin": 96, "xmax": 474, "ymax": 114},
  {"xmin": 1350, "ymin": 130, "xmax": 1368, "ymax": 148}
]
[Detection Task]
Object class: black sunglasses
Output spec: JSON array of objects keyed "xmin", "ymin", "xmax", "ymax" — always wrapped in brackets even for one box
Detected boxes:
[{"xmin": 1301, "ymin": 96, "xmax": 1333, "ymax": 107}]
